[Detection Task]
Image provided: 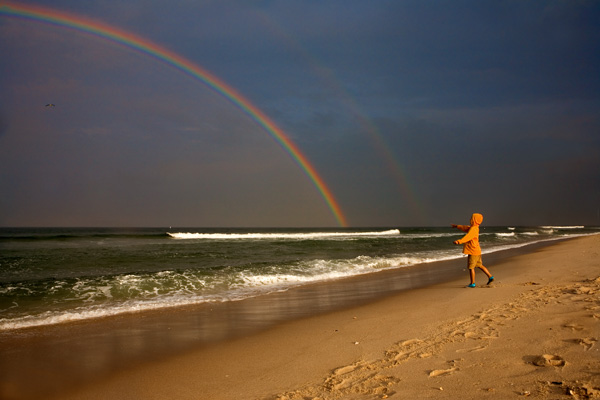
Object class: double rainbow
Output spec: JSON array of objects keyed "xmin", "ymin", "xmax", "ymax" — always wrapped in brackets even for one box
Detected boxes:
[{"xmin": 0, "ymin": 1, "xmax": 348, "ymax": 227}]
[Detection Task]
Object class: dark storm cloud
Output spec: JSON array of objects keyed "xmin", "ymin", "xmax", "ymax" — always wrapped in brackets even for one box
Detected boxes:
[
  {"xmin": 0, "ymin": 111, "xmax": 7, "ymax": 138},
  {"xmin": 1, "ymin": 0, "xmax": 599, "ymax": 226}
]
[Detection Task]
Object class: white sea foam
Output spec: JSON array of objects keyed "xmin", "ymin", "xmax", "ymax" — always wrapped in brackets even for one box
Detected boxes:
[
  {"xmin": 496, "ymin": 232, "xmax": 515, "ymax": 237},
  {"xmin": 400, "ymin": 232, "xmax": 458, "ymax": 239},
  {"xmin": 0, "ymin": 250, "xmax": 462, "ymax": 331},
  {"xmin": 167, "ymin": 229, "xmax": 400, "ymax": 240},
  {"xmin": 540, "ymin": 225, "xmax": 585, "ymax": 229},
  {"xmin": 0, "ymin": 298, "xmax": 219, "ymax": 331}
]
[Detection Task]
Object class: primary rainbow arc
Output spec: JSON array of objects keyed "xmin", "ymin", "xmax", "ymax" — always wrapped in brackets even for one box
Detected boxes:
[{"xmin": 0, "ymin": 1, "xmax": 348, "ymax": 227}]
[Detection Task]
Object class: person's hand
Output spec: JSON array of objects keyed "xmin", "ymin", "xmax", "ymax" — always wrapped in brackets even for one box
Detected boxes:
[
  {"xmin": 451, "ymin": 224, "xmax": 457, "ymax": 228},
  {"xmin": 453, "ymin": 240, "xmax": 459, "ymax": 245}
]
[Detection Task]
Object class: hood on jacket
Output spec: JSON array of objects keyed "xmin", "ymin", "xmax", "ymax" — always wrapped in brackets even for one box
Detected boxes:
[{"xmin": 470, "ymin": 213, "xmax": 483, "ymax": 226}]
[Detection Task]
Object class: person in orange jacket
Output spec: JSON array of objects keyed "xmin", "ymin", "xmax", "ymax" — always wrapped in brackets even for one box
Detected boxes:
[{"xmin": 452, "ymin": 213, "xmax": 494, "ymax": 288}]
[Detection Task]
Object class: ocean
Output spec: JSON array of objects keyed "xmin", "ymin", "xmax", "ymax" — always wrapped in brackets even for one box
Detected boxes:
[{"xmin": 1, "ymin": 225, "xmax": 596, "ymax": 332}]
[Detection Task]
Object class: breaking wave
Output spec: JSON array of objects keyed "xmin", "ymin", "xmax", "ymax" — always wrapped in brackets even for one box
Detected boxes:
[{"xmin": 167, "ymin": 229, "xmax": 400, "ymax": 240}]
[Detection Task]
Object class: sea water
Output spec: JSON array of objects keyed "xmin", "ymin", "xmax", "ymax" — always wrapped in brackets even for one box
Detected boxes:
[{"xmin": 0, "ymin": 226, "xmax": 596, "ymax": 331}]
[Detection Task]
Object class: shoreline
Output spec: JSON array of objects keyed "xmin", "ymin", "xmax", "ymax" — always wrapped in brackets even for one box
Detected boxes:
[
  {"xmin": 1, "ymin": 231, "xmax": 589, "ymax": 333},
  {"xmin": 1, "ymin": 235, "xmax": 599, "ymax": 399},
  {"xmin": 1, "ymin": 234, "xmax": 577, "ymax": 333}
]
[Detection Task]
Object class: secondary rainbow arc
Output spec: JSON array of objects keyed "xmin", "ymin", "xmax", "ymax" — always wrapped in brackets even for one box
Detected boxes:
[
  {"xmin": 254, "ymin": 12, "xmax": 425, "ymax": 223},
  {"xmin": 0, "ymin": 1, "xmax": 348, "ymax": 227}
]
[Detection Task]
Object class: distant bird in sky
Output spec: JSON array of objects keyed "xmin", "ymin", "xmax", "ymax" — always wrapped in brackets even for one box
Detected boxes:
[{"xmin": 45, "ymin": 104, "xmax": 55, "ymax": 107}]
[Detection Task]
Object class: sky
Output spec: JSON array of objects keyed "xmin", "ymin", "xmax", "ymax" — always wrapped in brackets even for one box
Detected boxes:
[{"xmin": 1, "ymin": 0, "xmax": 599, "ymax": 228}]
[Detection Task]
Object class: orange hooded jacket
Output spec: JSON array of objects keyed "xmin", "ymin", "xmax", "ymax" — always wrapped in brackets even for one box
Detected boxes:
[{"xmin": 455, "ymin": 213, "xmax": 483, "ymax": 255}]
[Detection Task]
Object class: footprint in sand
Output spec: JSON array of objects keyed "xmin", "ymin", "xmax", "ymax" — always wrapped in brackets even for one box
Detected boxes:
[
  {"xmin": 333, "ymin": 363, "xmax": 360, "ymax": 376},
  {"xmin": 531, "ymin": 354, "xmax": 566, "ymax": 367},
  {"xmin": 401, "ymin": 339, "xmax": 423, "ymax": 347},
  {"xmin": 456, "ymin": 345, "xmax": 487, "ymax": 353},
  {"xmin": 563, "ymin": 323, "xmax": 585, "ymax": 331},
  {"xmin": 575, "ymin": 337, "xmax": 597, "ymax": 351},
  {"xmin": 429, "ymin": 367, "xmax": 457, "ymax": 377},
  {"xmin": 429, "ymin": 359, "xmax": 462, "ymax": 377}
]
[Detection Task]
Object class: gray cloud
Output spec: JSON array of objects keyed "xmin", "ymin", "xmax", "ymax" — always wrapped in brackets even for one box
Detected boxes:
[{"xmin": 1, "ymin": 0, "xmax": 599, "ymax": 226}]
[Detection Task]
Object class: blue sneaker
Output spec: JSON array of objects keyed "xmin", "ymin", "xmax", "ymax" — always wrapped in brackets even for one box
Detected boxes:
[
  {"xmin": 487, "ymin": 276, "xmax": 494, "ymax": 285},
  {"xmin": 467, "ymin": 283, "xmax": 476, "ymax": 288}
]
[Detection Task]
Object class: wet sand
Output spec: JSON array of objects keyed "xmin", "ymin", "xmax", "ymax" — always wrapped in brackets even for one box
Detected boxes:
[{"xmin": 1, "ymin": 235, "xmax": 599, "ymax": 399}]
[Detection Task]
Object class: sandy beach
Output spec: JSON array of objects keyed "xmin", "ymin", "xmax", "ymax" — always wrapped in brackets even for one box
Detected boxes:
[{"xmin": 2, "ymin": 234, "xmax": 599, "ymax": 400}]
